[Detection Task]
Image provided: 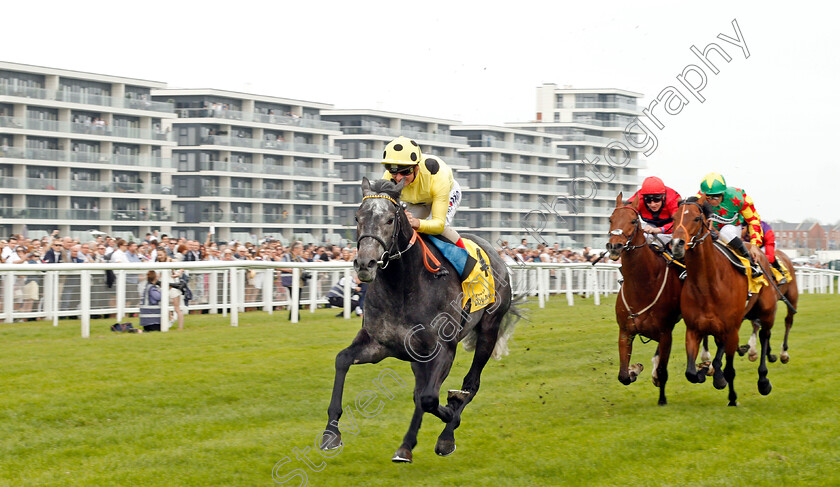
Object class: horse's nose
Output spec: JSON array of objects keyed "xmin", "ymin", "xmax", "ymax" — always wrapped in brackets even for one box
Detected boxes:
[
  {"xmin": 354, "ymin": 258, "xmax": 376, "ymax": 272},
  {"xmin": 671, "ymin": 238, "xmax": 685, "ymax": 257}
]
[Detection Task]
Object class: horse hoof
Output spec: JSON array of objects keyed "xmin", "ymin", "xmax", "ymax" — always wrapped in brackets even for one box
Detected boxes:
[
  {"xmin": 767, "ymin": 353, "xmax": 778, "ymax": 363},
  {"xmin": 435, "ymin": 439, "xmax": 456, "ymax": 457},
  {"xmin": 319, "ymin": 431, "xmax": 343, "ymax": 451},
  {"xmin": 629, "ymin": 363, "xmax": 643, "ymax": 381},
  {"xmin": 392, "ymin": 447, "xmax": 413, "ymax": 463},
  {"xmin": 780, "ymin": 352, "xmax": 790, "ymax": 364},
  {"xmin": 728, "ymin": 401, "xmax": 738, "ymax": 407},
  {"xmin": 713, "ymin": 376, "xmax": 728, "ymax": 390},
  {"xmin": 748, "ymin": 352, "xmax": 758, "ymax": 362},
  {"xmin": 758, "ymin": 379, "xmax": 772, "ymax": 396},
  {"xmin": 737, "ymin": 345, "xmax": 750, "ymax": 356}
]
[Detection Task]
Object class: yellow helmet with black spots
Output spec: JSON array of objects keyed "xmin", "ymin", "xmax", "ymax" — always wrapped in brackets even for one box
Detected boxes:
[{"xmin": 382, "ymin": 136, "xmax": 422, "ymax": 173}]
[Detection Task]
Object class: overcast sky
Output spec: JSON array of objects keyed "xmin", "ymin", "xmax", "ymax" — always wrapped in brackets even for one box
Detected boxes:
[{"xmin": 5, "ymin": 1, "xmax": 837, "ymax": 224}]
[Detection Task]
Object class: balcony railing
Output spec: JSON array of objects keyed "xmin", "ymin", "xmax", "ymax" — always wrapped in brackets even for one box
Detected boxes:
[
  {"xmin": 470, "ymin": 139, "xmax": 568, "ymax": 157},
  {"xmin": 466, "ymin": 159, "xmax": 571, "ymax": 177},
  {"xmin": 193, "ymin": 187, "xmax": 339, "ymax": 201},
  {"xmin": 0, "ymin": 207, "xmax": 172, "ymax": 221},
  {"xmin": 338, "ymin": 125, "xmax": 468, "ymax": 145},
  {"xmin": 0, "ymin": 85, "xmax": 174, "ymax": 112},
  {"xmin": 196, "ymin": 135, "xmax": 339, "ymax": 155},
  {"xmin": 175, "ymin": 108, "xmax": 340, "ymax": 131},
  {"xmin": 0, "ymin": 146, "xmax": 171, "ymax": 168},
  {"xmin": 181, "ymin": 213, "xmax": 339, "ymax": 225},
  {"xmin": 188, "ymin": 160, "xmax": 336, "ymax": 179},
  {"xmin": 9, "ymin": 177, "xmax": 172, "ymax": 195},
  {"xmin": 0, "ymin": 116, "xmax": 171, "ymax": 141},
  {"xmin": 574, "ymin": 101, "xmax": 638, "ymax": 110}
]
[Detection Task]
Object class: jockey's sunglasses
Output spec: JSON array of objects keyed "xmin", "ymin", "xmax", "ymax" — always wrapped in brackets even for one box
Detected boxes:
[
  {"xmin": 387, "ymin": 165, "xmax": 414, "ymax": 176},
  {"xmin": 643, "ymin": 195, "xmax": 664, "ymax": 203}
]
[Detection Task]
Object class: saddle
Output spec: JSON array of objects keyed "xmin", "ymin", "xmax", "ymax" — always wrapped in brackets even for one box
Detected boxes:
[
  {"xmin": 423, "ymin": 235, "xmax": 497, "ymax": 312},
  {"xmin": 713, "ymin": 242, "xmax": 768, "ymax": 294}
]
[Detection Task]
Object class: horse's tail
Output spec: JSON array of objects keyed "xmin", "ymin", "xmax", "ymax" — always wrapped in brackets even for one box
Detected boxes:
[{"xmin": 462, "ymin": 293, "xmax": 528, "ymax": 360}]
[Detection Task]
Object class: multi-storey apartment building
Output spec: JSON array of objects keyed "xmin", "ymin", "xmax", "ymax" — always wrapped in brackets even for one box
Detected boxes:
[
  {"xmin": 151, "ymin": 89, "xmax": 344, "ymax": 244},
  {"xmin": 320, "ymin": 109, "xmax": 470, "ymax": 234},
  {"xmin": 450, "ymin": 125, "xmax": 573, "ymax": 247},
  {"xmin": 509, "ymin": 84, "xmax": 646, "ymax": 247},
  {"xmin": 0, "ymin": 61, "xmax": 177, "ymax": 241}
]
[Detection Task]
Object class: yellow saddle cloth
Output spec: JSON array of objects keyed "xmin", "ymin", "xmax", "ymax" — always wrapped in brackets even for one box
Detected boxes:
[
  {"xmin": 460, "ymin": 239, "xmax": 496, "ymax": 312},
  {"xmin": 770, "ymin": 261, "xmax": 793, "ymax": 285},
  {"xmin": 732, "ymin": 251, "xmax": 769, "ymax": 294}
]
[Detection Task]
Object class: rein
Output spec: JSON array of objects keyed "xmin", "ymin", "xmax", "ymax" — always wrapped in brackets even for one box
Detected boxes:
[
  {"xmin": 675, "ymin": 201, "xmax": 712, "ymax": 249},
  {"xmin": 357, "ymin": 194, "xmax": 417, "ymax": 269}
]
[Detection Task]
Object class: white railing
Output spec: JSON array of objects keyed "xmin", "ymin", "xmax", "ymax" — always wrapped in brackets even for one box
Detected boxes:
[{"xmin": 1, "ymin": 261, "xmax": 836, "ymax": 337}]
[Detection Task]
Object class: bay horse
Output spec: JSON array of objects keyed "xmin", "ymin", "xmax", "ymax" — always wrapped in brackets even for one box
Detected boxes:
[
  {"xmin": 320, "ymin": 178, "xmax": 522, "ymax": 462},
  {"xmin": 671, "ymin": 196, "xmax": 778, "ymax": 406},
  {"xmin": 739, "ymin": 250, "xmax": 798, "ymax": 364},
  {"xmin": 606, "ymin": 193, "xmax": 683, "ymax": 405}
]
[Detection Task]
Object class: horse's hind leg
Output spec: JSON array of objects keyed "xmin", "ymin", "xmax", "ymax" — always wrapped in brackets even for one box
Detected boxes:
[
  {"xmin": 738, "ymin": 321, "xmax": 760, "ymax": 361},
  {"xmin": 654, "ymin": 332, "xmax": 672, "ymax": 406},
  {"xmin": 321, "ymin": 330, "xmax": 389, "ymax": 451},
  {"xmin": 393, "ymin": 363, "xmax": 429, "ymax": 463},
  {"xmin": 435, "ymin": 320, "xmax": 500, "ymax": 456},
  {"xmin": 757, "ymin": 321, "xmax": 773, "ymax": 396},
  {"xmin": 712, "ymin": 339, "xmax": 728, "ymax": 390},
  {"xmin": 724, "ymin": 331, "xmax": 739, "ymax": 406},
  {"xmin": 780, "ymin": 290, "xmax": 797, "ymax": 364}
]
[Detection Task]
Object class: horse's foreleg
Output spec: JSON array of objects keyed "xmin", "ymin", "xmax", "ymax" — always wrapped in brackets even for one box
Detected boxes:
[
  {"xmin": 321, "ymin": 330, "xmax": 388, "ymax": 451},
  {"xmin": 685, "ymin": 328, "xmax": 707, "ymax": 384},
  {"xmin": 654, "ymin": 332, "xmax": 672, "ymax": 406},
  {"xmin": 393, "ymin": 364, "xmax": 427, "ymax": 463},
  {"xmin": 618, "ymin": 329, "xmax": 641, "ymax": 385},
  {"xmin": 757, "ymin": 323, "xmax": 773, "ymax": 396}
]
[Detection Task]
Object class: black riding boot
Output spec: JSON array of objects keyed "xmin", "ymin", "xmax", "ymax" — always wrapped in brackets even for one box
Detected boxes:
[
  {"xmin": 729, "ymin": 237, "xmax": 763, "ymax": 277},
  {"xmin": 771, "ymin": 259, "xmax": 787, "ymax": 284}
]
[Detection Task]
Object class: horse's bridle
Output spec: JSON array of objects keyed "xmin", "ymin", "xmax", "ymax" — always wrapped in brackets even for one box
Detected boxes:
[
  {"xmin": 357, "ymin": 194, "xmax": 416, "ymax": 269},
  {"xmin": 608, "ymin": 206, "xmax": 647, "ymax": 252},
  {"xmin": 675, "ymin": 201, "xmax": 712, "ymax": 249}
]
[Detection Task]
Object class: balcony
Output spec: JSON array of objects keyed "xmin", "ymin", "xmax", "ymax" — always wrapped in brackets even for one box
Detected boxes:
[
  {"xmin": 195, "ymin": 187, "xmax": 339, "ymax": 201},
  {"xmin": 196, "ymin": 135, "xmax": 339, "ymax": 155},
  {"xmin": 181, "ymin": 213, "xmax": 339, "ymax": 225},
  {"xmin": 338, "ymin": 125, "xmax": 468, "ymax": 145},
  {"xmin": 574, "ymin": 101, "xmax": 639, "ymax": 111},
  {"xmin": 0, "ymin": 147, "xmax": 172, "ymax": 168},
  {"xmin": 0, "ymin": 207, "xmax": 172, "ymax": 221},
  {"xmin": 469, "ymin": 139, "xmax": 568, "ymax": 157},
  {"xmin": 0, "ymin": 116, "xmax": 171, "ymax": 141},
  {"xmin": 0, "ymin": 85, "xmax": 174, "ymax": 112},
  {"xmin": 175, "ymin": 108, "xmax": 340, "ymax": 131},
  {"xmin": 9, "ymin": 177, "xmax": 172, "ymax": 195},
  {"xmin": 466, "ymin": 159, "xmax": 570, "ymax": 177},
  {"xmin": 189, "ymin": 160, "xmax": 336, "ymax": 179}
]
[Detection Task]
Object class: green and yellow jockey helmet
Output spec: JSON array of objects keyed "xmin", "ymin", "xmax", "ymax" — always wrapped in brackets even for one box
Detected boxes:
[
  {"xmin": 699, "ymin": 172, "xmax": 727, "ymax": 195},
  {"xmin": 382, "ymin": 136, "xmax": 422, "ymax": 173}
]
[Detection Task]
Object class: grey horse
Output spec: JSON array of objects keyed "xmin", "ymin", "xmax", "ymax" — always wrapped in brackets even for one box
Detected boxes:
[{"xmin": 319, "ymin": 178, "xmax": 523, "ymax": 462}]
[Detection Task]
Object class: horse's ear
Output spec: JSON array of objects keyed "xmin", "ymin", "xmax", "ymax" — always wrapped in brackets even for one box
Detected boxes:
[
  {"xmin": 361, "ymin": 177, "xmax": 372, "ymax": 196},
  {"xmin": 393, "ymin": 179, "xmax": 405, "ymax": 193},
  {"xmin": 615, "ymin": 192, "xmax": 623, "ymax": 208},
  {"xmin": 630, "ymin": 196, "xmax": 640, "ymax": 211}
]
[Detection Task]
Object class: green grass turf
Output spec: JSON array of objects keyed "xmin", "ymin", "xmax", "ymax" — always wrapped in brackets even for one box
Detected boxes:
[{"xmin": 1, "ymin": 294, "xmax": 838, "ymax": 486}]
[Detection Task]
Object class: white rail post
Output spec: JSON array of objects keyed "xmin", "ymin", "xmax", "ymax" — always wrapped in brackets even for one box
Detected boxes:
[
  {"xmin": 229, "ymin": 268, "xmax": 239, "ymax": 327},
  {"xmin": 592, "ymin": 267, "xmax": 600, "ymax": 306},
  {"xmin": 80, "ymin": 271, "xmax": 91, "ymax": 338},
  {"xmin": 263, "ymin": 268, "xmax": 273, "ymax": 314},
  {"xmin": 52, "ymin": 272, "xmax": 60, "ymax": 327},
  {"xmin": 208, "ymin": 271, "xmax": 218, "ymax": 314},
  {"xmin": 116, "ymin": 270, "xmax": 126, "ymax": 321},
  {"xmin": 309, "ymin": 270, "xmax": 318, "ymax": 313},
  {"xmin": 565, "ymin": 267, "xmax": 574, "ymax": 306},
  {"xmin": 43, "ymin": 271, "xmax": 54, "ymax": 323},
  {"xmin": 221, "ymin": 269, "xmax": 229, "ymax": 317},
  {"xmin": 3, "ymin": 272, "xmax": 14, "ymax": 323},
  {"xmin": 291, "ymin": 268, "xmax": 300, "ymax": 323},
  {"xmin": 537, "ymin": 267, "xmax": 545, "ymax": 309},
  {"xmin": 160, "ymin": 270, "xmax": 171, "ymax": 332},
  {"xmin": 343, "ymin": 268, "xmax": 352, "ymax": 319}
]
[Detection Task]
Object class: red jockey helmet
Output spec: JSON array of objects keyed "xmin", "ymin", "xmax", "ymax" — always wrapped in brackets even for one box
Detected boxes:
[{"xmin": 639, "ymin": 176, "xmax": 666, "ymax": 195}]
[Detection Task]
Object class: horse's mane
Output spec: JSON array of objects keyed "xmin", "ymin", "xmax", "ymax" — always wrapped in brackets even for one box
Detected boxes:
[
  {"xmin": 683, "ymin": 195, "xmax": 713, "ymax": 217},
  {"xmin": 369, "ymin": 179, "xmax": 403, "ymax": 202}
]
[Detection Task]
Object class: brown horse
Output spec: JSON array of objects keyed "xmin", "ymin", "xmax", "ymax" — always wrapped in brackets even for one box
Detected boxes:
[
  {"xmin": 606, "ymin": 193, "xmax": 683, "ymax": 405},
  {"xmin": 740, "ymin": 250, "xmax": 798, "ymax": 363},
  {"xmin": 671, "ymin": 197, "xmax": 778, "ymax": 406}
]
